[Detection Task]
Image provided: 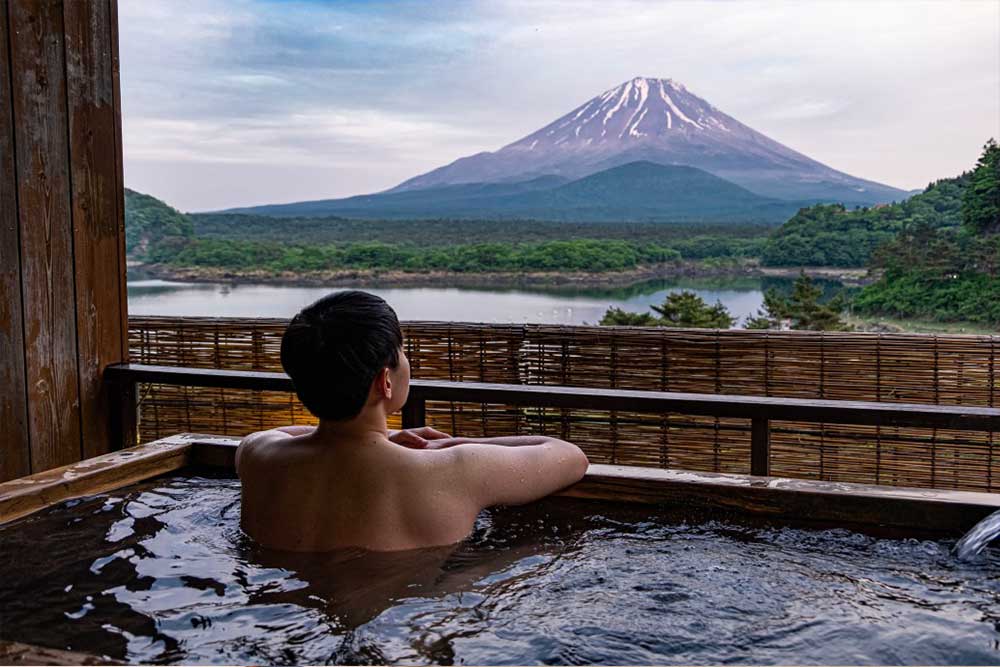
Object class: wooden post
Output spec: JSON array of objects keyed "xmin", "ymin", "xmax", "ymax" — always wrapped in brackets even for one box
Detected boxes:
[
  {"xmin": 401, "ymin": 396, "xmax": 426, "ymax": 430},
  {"xmin": 751, "ymin": 416, "xmax": 770, "ymax": 476},
  {"xmin": 0, "ymin": 0, "xmax": 128, "ymax": 479}
]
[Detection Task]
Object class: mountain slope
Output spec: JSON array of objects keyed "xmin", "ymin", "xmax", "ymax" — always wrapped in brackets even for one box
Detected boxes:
[
  {"xmin": 223, "ymin": 162, "xmax": 804, "ymax": 222},
  {"xmin": 393, "ymin": 77, "xmax": 906, "ymax": 205},
  {"xmin": 125, "ymin": 188, "xmax": 193, "ymax": 258}
]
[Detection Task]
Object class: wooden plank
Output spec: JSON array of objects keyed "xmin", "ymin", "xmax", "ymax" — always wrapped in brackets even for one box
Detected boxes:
[
  {"xmin": 105, "ymin": 363, "xmax": 1000, "ymax": 431},
  {"xmin": 0, "ymin": 435, "xmax": 191, "ymax": 525},
  {"xmin": 63, "ymin": 0, "xmax": 127, "ymax": 459},
  {"xmin": 561, "ymin": 465, "xmax": 1000, "ymax": 535},
  {"xmin": 750, "ymin": 416, "xmax": 770, "ymax": 475},
  {"xmin": 401, "ymin": 396, "xmax": 426, "ymax": 429},
  {"xmin": 184, "ymin": 435, "xmax": 1000, "ymax": 534},
  {"xmin": 0, "ymin": 0, "xmax": 30, "ymax": 482},
  {"xmin": 108, "ymin": 0, "xmax": 128, "ymax": 370},
  {"xmin": 0, "ymin": 640, "xmax": 121, "ymax": 665},
  {"xmin": 9, "ymin": 0, "xmax": 83, "ymax": 472}
]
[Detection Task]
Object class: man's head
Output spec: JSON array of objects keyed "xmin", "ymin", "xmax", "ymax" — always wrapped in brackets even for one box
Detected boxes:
[{"xmin": 281, "ymin": 290, "xmax": 409, "ymax": 421}]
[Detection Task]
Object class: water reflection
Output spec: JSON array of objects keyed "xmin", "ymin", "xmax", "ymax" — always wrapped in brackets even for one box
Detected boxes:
[{"xmin": 128, "ymin": 277, "xmax": 790, "ymax": 325}]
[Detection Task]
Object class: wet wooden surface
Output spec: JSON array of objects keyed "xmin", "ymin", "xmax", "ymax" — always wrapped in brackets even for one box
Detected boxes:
[
  {"xmin": 185, "ymin": 435, "xmax": 1000, "ymax": 534},
  {"xmin": 0, "ymin": 639, "xmax": 122, "ymax": 665},
  {"xmin": 0, "ymin": 435, "xmax": 191, "ymax": 525}
]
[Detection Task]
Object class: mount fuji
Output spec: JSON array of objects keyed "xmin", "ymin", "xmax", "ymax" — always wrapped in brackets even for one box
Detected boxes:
[
  {"xmin": 221, "ymin": 77, "xmax": 907, "ymax": 220},
  {"xmin": 393, "ymin": 77, "xmax": 905, "ymax": 204}
]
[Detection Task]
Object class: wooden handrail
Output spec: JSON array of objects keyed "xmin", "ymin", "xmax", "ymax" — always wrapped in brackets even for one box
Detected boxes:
[{"xmin": 105, "ymin": 362, "xmax": 1000, "ymax": 475}]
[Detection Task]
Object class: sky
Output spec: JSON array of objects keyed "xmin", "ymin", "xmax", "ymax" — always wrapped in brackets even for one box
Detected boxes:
[{"xmin": 119, "ymin": 0, "xmax": 1000, "ymax": 212}]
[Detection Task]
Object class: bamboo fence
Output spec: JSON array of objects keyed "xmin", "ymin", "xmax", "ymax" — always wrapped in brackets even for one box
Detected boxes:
[{"xmin": 128, "ymin": 316, "xmax": 1000, "ymax": 492}]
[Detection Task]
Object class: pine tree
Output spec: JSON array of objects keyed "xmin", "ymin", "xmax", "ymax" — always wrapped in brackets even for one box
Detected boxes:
[
  {"xmin": 963, "ymin": 138, "xmax": 1000, "ymax": 234},
  {"xmin": 600, "ymin": 291, "xmax": 735, "ymax": 329},
  {"xmin": 746, "ymin": 273, "xmax": 850, "ymax": 331},
  {"xmin": 651, "ymin": 291, "xmax": 735, "ymax": 328}
]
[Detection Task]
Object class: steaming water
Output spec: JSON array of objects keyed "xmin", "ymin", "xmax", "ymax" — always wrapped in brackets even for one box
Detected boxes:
[{"xmin": 1, "ymin": 475, "xmax": 998, "ymax": 665}]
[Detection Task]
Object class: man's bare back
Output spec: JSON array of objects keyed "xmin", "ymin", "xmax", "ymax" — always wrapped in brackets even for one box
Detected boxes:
[
  {"xmin": 237, "ymin": 425, "xmax": 588, "ymax": 552},
  {"xmin": 236, "ymin": 290, "xmax": 588, "ymax": 553}
]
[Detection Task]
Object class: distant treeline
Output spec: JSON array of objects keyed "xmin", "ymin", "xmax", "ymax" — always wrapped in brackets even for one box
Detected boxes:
[
  {"xmin": 148, "ymin": 238, "xmax": 741, "ymax": 273},
  {"xmin": 129, "ymin": 200, "xmax": 771, "ymax": 274},
  {"xmin": 760, "ymin": 175, "xmax": 967, "ymax": 268},
  {"xmin": 190, "ymin": 213, "xmax": 774, "ymax": 249}
]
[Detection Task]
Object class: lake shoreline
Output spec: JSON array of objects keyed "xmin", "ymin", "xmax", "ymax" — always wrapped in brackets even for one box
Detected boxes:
[{"xmin": 130, "ymin": 261, "xmax": 871, "ymax": 290}]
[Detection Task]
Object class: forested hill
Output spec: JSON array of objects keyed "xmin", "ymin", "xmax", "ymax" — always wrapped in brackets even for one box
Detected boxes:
[
  {"xmin": 852, "ymin": 139, "xmax": 1000, "ymax": 324},
  {"xmin": 124, "ymin": 188, "xmax": 192, "ymax": 258},
  {"xmin": 760, "ymin": 174, "xmax": 967, "ymax": 267},
  {"xmin": 218, "ymin": 162, "xmax": 805, "ymax": 223}
]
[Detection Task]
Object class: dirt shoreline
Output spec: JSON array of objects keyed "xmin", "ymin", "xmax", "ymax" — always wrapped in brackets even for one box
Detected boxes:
[{"xmin": 131, "ymin": 262, "xmax": 872, "ymax": 289}]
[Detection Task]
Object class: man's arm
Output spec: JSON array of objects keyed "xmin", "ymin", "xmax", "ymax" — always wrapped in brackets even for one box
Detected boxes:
[
  {"xmin": 445, "ymin": 437, "xmax": 589, "ymax": 507},
  {"xmin": 424, "ymin": 435, "xmax": 557, "ymax": 450}
]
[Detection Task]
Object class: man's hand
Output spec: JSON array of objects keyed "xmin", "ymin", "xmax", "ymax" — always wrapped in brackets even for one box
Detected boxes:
[{"xmin": 388, "ymin": 426, "xmax": 452, "ymax": 449}]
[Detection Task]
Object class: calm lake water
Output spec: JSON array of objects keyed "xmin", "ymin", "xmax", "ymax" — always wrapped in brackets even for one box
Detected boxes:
[{"xmin": 127, "ymin": 277, "xmax": 771, "ymax": 325}]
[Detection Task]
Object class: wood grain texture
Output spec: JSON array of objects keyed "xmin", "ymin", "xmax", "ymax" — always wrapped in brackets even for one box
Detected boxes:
[
  {"xmin": 9, "ymin": 0, "xmax": 83, "ymax": 472},
  {"xmin": 0, "ymin": 435, "xmax": 191, "ymax": 525},
  {"xmin": 63, "ymin": 0, "xmax": 126, "ymax": 459},
  {"xmin": 0, "ymin": 640, "xmax": 121, "ymax": 665},
  {"xmin": 561, "ymin": 464, "xmax": 1000, "ymax": 535},
  {"xmin": 0, "ymin": 0, "xmax": 31, "ymax": 481},
  {"xmin": 106, "ymin": 363, "xmax": 1000, "ymax": 431}
]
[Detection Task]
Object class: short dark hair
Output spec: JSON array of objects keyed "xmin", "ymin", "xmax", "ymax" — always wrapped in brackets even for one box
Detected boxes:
[{"xmin": 281, "ymin": 291, "xmax": 402, "ymax": 420}]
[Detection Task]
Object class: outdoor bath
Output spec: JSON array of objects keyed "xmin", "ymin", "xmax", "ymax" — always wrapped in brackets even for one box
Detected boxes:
[{"xmin": 3, "ymin": 430, "xmax": 1000, "ymax": 665}]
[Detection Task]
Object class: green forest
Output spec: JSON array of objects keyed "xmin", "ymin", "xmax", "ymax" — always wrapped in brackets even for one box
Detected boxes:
[
  {"xmin": 125, "ymin": 138, "xmax": 999, "ymax": 327},
  {"xmin": 852, "ymin": 139, "xmax": 1000, "ymax": 324},
  {"xmin": 760, "ymin": 175, "xmax": 967, "ymax": 268}
]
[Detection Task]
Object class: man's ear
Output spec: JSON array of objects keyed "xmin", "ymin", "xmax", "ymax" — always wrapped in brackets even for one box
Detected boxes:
[{"xmin": 378, "ymin": 366, "xmax": 392, "ymax": 400}]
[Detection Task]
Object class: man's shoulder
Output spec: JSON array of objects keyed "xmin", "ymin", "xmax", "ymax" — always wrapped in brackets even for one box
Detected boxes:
[{"xmin": 235, "ymin": 429, "xmax": 294, "ymax": 471}]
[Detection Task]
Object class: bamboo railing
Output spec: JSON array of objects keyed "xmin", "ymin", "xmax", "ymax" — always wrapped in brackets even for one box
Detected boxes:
[{"xmin": 127, "ymin": 317, "xmax": 1000, "ymax": 492}]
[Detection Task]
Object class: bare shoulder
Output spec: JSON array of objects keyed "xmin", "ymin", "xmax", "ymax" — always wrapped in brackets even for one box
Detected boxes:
[{"xmin": 235, "ymin": 428, "xmax": 294, "ymax": 472}]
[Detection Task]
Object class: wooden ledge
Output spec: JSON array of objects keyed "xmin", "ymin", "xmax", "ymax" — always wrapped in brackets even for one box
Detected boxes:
[
  {"xmin": 3, "ymin": 433, "xmax": 998, "ymax": 534},
  {"xmin": 0, "ymin": 640, "xmax": 122, "ymax": 665},
  {"xmin": 187, "ymin": 435, "xmax": 999, "ymax": 534}
]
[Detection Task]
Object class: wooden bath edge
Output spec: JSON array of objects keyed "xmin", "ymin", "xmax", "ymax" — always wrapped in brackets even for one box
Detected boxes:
[{"xmin": 2, "ymin": 433, "xmax": 999, "ymax": 534}]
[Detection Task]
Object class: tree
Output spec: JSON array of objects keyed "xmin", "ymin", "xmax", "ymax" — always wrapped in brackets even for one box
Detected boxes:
[
  {"xmin": 963, "ymin": 138, "xmax": 1000, "ymax": 234},
  {"xmin": 652, "ymin": 291, "xmax": 735, "ymax": 328},
  {"xmin": 599, "ymin": 307, "xmax": 660, "ymax": 326},
  {"xmin": 747, "ymin": 273, "xmax": 850, "ymax": 331},
  {"xmin": 600, "ymin": 291, "xmax": 735, "ymax": 329}
]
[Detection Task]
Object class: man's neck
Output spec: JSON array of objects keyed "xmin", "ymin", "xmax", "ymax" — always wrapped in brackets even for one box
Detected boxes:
[{"xmin": 315, "ymin": 408, "xmax": 389, "ymax": 443}]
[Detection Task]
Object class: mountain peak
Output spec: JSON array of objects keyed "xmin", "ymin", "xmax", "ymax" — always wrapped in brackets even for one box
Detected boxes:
[{"xmin": 391, "ymin": 78, "xmax": 907, "ymax": 205}]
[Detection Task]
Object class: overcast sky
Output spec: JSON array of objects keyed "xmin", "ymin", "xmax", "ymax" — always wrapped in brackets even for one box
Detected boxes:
[{"xmin": 119, "ymin": 0, "xmax": 1000, "ymax": 212}]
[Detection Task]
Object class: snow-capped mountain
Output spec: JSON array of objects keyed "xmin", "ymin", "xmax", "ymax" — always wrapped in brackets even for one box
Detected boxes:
[{"xmin": 392, "ymin": 77, "xmax": 906, "ymax": 204}]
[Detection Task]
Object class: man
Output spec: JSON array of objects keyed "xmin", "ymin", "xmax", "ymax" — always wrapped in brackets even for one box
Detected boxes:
[{"xmin": 236, "ymin": 290, "xmax": 589, "ymax": 552}]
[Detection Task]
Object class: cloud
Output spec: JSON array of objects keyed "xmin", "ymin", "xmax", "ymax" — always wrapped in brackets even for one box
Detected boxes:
[{"xmin": 119, "ymin": 0, "xmax": 1000, "ymax": 210}]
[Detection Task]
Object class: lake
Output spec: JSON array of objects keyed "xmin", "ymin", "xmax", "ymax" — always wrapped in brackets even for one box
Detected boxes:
[{"xmin": 127, "ymin": 277, "xmax": 776, "ymax": 325}]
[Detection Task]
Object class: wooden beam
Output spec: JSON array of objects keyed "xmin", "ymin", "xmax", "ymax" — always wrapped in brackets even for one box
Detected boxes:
[
  {"xmin": 0, "ymin": 0, "xmax": 30, "ymax": 481},
  {"xmin": 401, "ymin": 396, "xmax": 426, "ymax": 429},
  {"xmin": 106, "ymin": 363, "xmax": 1000, "ymax": 432},
  {"xmin": 5, "ymin": 431, "xmax": 1000, "ymax": 534},
  {"xmin": 0, "ymin": 639, "xmax": 122, "ymax": 665},
  {"xmin": 0, "ymin": 435, "xmax": 192, "ymax": 525},
  {"xmin": 63, "ymin": 0, "xmax": 128, "ymax": 459},
  {"xmin": 8, "ymin": 0, "xmax": 83, "ymax": 472},
  {"xmin": 183, "ymin": 435, "xmax": 1000, "ymax": 534},
  {"xmin": 750, "ymin": 416, "xmax": 770, "ymax": 475}
]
